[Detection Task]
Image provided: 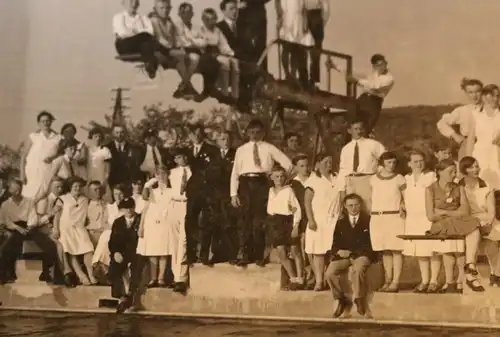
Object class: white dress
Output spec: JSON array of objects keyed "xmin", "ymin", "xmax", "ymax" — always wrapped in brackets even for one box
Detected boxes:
[
  {"xmin": 370, "ymin": 174, "xmax": 406, "ymax": 251},
  {"xmin": 91, "ymin": 202, "xmax": 123, "ymax": 266},
  {"xmin": 23, "ymin": 131, "xmax": 62, "ymax": 198},
  {"xmin": 403, "ymin": 172, "xmax": 436, "ymax": 257},
  {"xmin": 136, "ymin": 186, "xmax": 172, "ymax": 256},
  {"xmin": 278, "ymin": 0, "xmax": 314, "ymax": 46},
  {"xmin": 465, "ymin": 181, "xmax": 500, "ymax": 241},
  {"xmin": 472, "ymin": 111, "xmax": 500, "ymax": 189},
  {"xmin": 304, "ymin": 174, "xmax": 341, "ymax": 255},
  {"xmin": 57, "ymin": 194, "xmax": 94, "ymax": 255}
]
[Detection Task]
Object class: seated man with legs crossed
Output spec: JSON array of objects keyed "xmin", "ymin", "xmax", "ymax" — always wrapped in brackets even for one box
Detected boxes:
[{"xmin": 325, "ymin": 193, "xmax": 376, "ymax": 318}]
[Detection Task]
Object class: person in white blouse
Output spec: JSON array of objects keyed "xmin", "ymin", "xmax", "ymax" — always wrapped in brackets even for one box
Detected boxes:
[
  {"xmin": 338, "ymin": 119, "xmax": 386, "ymax": 211},
  {"xmin": 230, "ymin": 119, "xmax": 293, "ymax": 266},
  {"xmin": 200, "ymin": 8, "xmax": 239, "ymax": 99},
  {"xmin": 113, "ymin": 0, "xmax": 159, "ymax": 79},
  {"xmin": 267, "ymin": 166, "xmax": 303, "ymax": 290},
  {"xmin": 343, "ymin": 54, "xmax": 395, "ymax": 136},
  {"xmin": 436, "ymin": 78, "xmax": 483, "ymax": 160}
]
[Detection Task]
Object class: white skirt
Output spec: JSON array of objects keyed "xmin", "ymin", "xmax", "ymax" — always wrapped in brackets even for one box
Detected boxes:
[
  {"xmin": 370, "ymin": 213, "xmax": 405, "ymax": 251},
  {"xmin": 402, "ymin": 214, "xmax": 434, "ymax": 257},
  {"xmin": 92, "ymin": 229, "xmax": 112, "ymax": 266},
  {"xmin": 59, "ymin": 225, "xmax": 94, "ymax": 256}
]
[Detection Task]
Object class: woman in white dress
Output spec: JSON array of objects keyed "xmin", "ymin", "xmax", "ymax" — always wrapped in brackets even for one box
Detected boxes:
[
  {"xmin": 137, "ymin": 167, "xmax": 172, "ymax": 288},
  {"xmin": 20, "ymin": 111, "xmax": 62, "ymax": 200},
  {"xmin": 91, "ymin": 184, "xmax": 127, "ymax": 270},
  {"xmin": 304, "ymin": 153, "xmax": 342, "ymax": 291},
  {"xmin": 402, "ymin": 150, "xmax": 442, "ymax": 293},
  {"xmin": 53, "ymin": 177, "xmax": 97, "ymax": 285},
  {"xmin": 460, "ymin": 156, "xmax": 498, "ymax": 288},
  {"xmin": 465, "ymin": 84, "xmax": 500, "ymax": 189},
  {"xmin": 86, "ymin": 128, "xmax": 112, "ymax": 202},
  {"xmin": 276, "ymin": 0, "xmax": 313, "ymax": 85},
  {"xmin": 369, "ymin": 152, "xmax": 406, "ymax": 293}
]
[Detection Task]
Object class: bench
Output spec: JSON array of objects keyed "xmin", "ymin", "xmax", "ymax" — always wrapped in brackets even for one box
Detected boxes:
[{"xmin": 397, "ymin": 234, "xmax": 465, "ymax": 241}]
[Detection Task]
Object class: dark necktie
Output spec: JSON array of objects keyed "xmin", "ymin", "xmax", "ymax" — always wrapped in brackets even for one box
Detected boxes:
[
  {"xmin": 152, "ymin": 146, "xmax": 160, "ymax": 167},
  {"xmin": 253, "ymin": 142, "xmax": 261, "ymax": 168},
  {"xmin": 69, "ymin": 161, "xmax": 75, "ymax": 177},
  {"xmin": 353, "ymin": 142, "xmax": 359, "ymax": 172},
  {"xmin": 180, "ymin": 167, "xmax": 188, "ymax": 195}
]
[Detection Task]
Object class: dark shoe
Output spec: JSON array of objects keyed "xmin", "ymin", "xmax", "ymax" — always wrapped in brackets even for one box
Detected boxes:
[
  {"xmin": 287, "ymin": 282, "xmax": 303, "ymax": 291},
  {"xmin": 439, "ymin": 283, "xmax": 458, "ymax": 293},
  {"xmin": 39, "ymin": 271, "xmax": 53, "ymax": 283},
  {"xmin": 201, "ymin": 259, "xmax": 214, "ymax": 267},
  {"xmin": 194, "ymin": 92, "xmax": 209, "ymax": 103},
  {"xmin": 426, "ymin": 283, "xmax": 439, "ymax": 293},
  {"xmin": 464, "ymin": 263, "xmax": 479, "ymax": 276},
  {"xmin": 173, "ymin": 87, "xmax": 185, "ymax": 99},
  {"xmin": 466, "ymin": 278, "xmax": 485, "ymax": 292},
  {"xmin": 167, "ymin": 282, "xmax": 175, "ymax": 289},
  {"xmin": 333, "ymin": 298, "xmax": 352, "ymax": 318},
  {"xmin": 490, "ymin": 274, "xmax": 500, "ymax": 287},
  {"xmin": 413, "ymin": 283, "xmax": 429, "ymax": 293},
  {"xmin": 116, "ymin": 297, "xmax": 132, "ymax": 314},
  {"xmin": 255, "ymin": 260, "xmax": 266, "ymax": 268},
  {"xmin": 64, "ymin": 274, "xmax": 76, "ymax": 288},
  {"xmin": 173, "ymin": 282, "xmax": 188, "ymax": 295},
  {"xmin": 144, "ymin": 63, "xmax": 157, "ymax": 79},
  {"xmin": 354, "ymin": 298, "xmax": 367, "ymax": 316}
]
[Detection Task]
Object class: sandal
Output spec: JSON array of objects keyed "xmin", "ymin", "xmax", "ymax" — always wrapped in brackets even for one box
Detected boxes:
[{"xmin": 413, "ymin": 283, "xmax": 429, "ymax": 293}]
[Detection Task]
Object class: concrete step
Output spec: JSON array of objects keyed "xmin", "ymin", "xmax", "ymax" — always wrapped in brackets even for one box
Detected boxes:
[{"xmin": 3, "ymin": 259, "xmax": 500, "ymax": 325}]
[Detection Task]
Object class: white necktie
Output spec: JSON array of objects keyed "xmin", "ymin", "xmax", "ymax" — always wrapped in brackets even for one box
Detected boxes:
[{"xmin": 351, "ymin": 216, "xmax": 357, "ymax": 225}]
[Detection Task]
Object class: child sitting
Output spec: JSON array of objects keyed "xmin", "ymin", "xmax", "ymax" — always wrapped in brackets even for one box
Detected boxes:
[
  {"xmin": 200, "ymin": 8, "xmax": 239, "ymax": 99},
  {"xmin": 108, "ymin": 197, "xmax": 141, "ymax": 313},
  {"xmin": 131, "ymin": 178, "xmax": 146, "ymax": 215},
  {"xmin": 267, "ymin": 165, "xmax": 303, "ymax": 290},
  {"xmin": 86, "ymin": 181, "xmax": 109, "ymax": 247}
]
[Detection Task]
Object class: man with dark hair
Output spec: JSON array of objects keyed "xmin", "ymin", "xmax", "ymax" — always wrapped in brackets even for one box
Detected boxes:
[
  {"xmin": 230, "ymin": 119, "xmax": 292, "ymax": 266},
  {"xmin": 139, "ymin": 128, "xmax": 165, "ymax": 179},
  {"xmin": 345, "ymin": 54, "xmax": 395, "ymax": 135},
  {"xmin": 304, "ymin": 0, "xmax": 329, "ymax": 85},
  {"xmin": 325, "ymin": 193, "xmax": 375, "ymax": 318},
  {"xmin": 184, "ymin": 124, "xmax": 219, "ymax": 265}
]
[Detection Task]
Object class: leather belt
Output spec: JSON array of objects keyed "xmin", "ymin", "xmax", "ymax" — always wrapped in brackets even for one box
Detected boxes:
[
  {"xmin": 240, "ymin": 173, "xmax": 267, "ymax": 178},
  {"xmin": 371, "ymin": 211, "xmax": 400, "ymax": 215}
]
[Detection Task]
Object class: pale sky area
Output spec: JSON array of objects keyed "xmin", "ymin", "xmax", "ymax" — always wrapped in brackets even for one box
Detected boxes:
[{"xmin": 1, "ymin": 0, "xmax": 500, "ymax": 146}]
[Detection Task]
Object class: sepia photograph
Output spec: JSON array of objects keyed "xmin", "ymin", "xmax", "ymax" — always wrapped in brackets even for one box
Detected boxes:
[{"xmin": 0, "ymin": 0, "xmax": 500, "ymax": 336}]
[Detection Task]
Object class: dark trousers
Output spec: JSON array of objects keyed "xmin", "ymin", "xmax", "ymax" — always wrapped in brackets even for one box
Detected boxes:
[
  {"xmin": 115, "ymin": 32, "xmax": 158, "ymax": 68},
  {"xmin": 185, "ymin": 194, "xmax": 213, "ymax": 262},
  {"xmin": 0, "ymin": 221, "xmax": 58, "ymax": 280},
  {"xmin": 307, "ymin": 9, "xmax": 325, "ymax": 84},
  {"xmin": 356, "ymin": 93, "xmax": 384, "ymax": 135},
  {"xmin": 237, "ymin": 9, "xmax": 267, "ymax": 105},
  {"xmin": 236, "ymin": 175, "xmax": 269, "ymax": 261},
  {"xmin": 199, "ymin": 50, "xmax": 221, "ymax": 94},
  {"xmin": 209, "ymin": 194, "xmax": 238, "ymax": 262},
  {"xmin": 281, "ymin": 43, "xmax": 309, "ymax": 86},
  {"xmin": 108, "ymin": 253, "xmax": 144, "ymax": 299}
]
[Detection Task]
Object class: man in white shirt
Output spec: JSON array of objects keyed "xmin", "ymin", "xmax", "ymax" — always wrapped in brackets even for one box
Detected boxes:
[
  {"xmin": 230, "ymin": 119, "xmax": 292, "ymax": 266},
  {"xmin": 139, "ymin": 129, "xmax": 165, "ymax": 179},
  {"xmin": 436, "ymin": 78, "xmax": 483, "ymax": 159},
  {"xmin": 338, "ymin": 120, "xmax": 386, "ymax": 211},
  {"xmin": 304, "ymin": 0, "xmax": 330, "ymax": 85},
  {"xmin": 346, "ymin": 54, "xmax": 395, "ymax": 136},
  {"xmin": 113, "ymin": 0, "xmax": 159, "ymax": 79}
]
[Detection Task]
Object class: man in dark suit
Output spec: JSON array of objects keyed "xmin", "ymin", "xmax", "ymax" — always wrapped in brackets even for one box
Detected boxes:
[
  {"xmin": 218, "ymin": 0, "xmax": 239, "ymax": 54},
  {"xmin": 236, "ymin": 0, "xmax": 270, "ymax": 112},
  {"xmin": 138, "ymin": 128, "xmax": 166, "ymax": 179},
  {"xmin": 325, "ymin": 193, "xmax": 376, "ymax": 318},
  {"xmin": 184, "ymin": 124, "xmax": 219, "ymax": 265},
  {"xmin": 207, "ymin": 130, "xmax": 238, "ymax": 263},
  {"xmin": 106, "ymin": 125, "xmax": 140, "ymax": 193}
]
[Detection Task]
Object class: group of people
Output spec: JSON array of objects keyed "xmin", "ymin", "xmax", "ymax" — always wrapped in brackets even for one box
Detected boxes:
[{"xmin": 113, "ymin": 0, "xmax": 330, "ymax": 111}]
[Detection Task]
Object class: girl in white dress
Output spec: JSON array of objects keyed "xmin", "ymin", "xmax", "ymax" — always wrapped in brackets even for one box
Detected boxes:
[
  {"xmin": 277, "ymin": 0, "xmax": 313, "ymax": 84},
  {"xmin": 131, "ymin": 178, "xmax": 146, "ymax": 215},
  {"xmin": 21, "ymin": 111, "xmax": 62, "ymax": 200},
  {"xmin": 402, "ymin": 150, "xmax": 442, "ymax": 293},
  {"xmin": 91, "ymin": 184, "xmax": 127, "ymax": 270},
  {"xmin": 86, "ymin": 128, "xmax": 112, "ymax": 202},
  {"xmin": 138, "ymin": 167, "xmax": 172, "ymax": 288},
  {"xmin": 60, "ymin": 123, "xmax": 88, "ymax": 180},
  {"xmin": 465, "ymin": 84, "xmax": 500, "ymax": 189},
  {"xmin": 370, "ymin": 152, "xmax": 406, "ymax": 293},
  {"xmin": 53, "ymin": 177, "xmax": 97, "ymax": 285},
  {"xmin": 304, "ymin": 153, "xmax": 342, "ymax": 291}
]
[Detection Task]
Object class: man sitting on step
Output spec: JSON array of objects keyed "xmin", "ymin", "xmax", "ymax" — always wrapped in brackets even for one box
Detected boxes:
[{"xmin": 325, "ymin": 193, "xmax": 376, "ymax": 318}]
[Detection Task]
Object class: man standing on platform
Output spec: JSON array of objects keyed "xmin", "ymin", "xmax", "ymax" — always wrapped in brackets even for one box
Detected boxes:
[
  {"xmin": 184, "ymin": 124, "xmax": 218, "ymax": 265},
  {"xmin": 237, "ymin": 0, "xmax": 270, "ymax": 112},
  {"xmin": 304, "ymin": 0, "xmax": 329, "ymax": 86},
  {"xmin": 230, "ymin": 119, "xmax": 292, "ymax": 267},
  {"xmin": 345, "ymin": 54, "xmax": 394, "ymax": 136}
]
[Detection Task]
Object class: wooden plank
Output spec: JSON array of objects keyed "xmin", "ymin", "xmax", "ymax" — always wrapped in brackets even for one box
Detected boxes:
[
  {"xmin": 397, "ymin": 234, "xmax": 465, "ymax": 241},
  {"xmin": 115, "ymin": 54, "xmax": 142, "ymax": 62}
]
